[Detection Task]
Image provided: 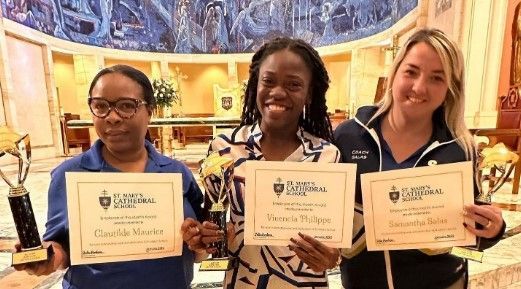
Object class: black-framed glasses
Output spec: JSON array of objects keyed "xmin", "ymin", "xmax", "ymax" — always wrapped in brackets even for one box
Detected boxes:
[{"xmin": 88, "ymin": 97, "xmax": 148, "ymax": 119}]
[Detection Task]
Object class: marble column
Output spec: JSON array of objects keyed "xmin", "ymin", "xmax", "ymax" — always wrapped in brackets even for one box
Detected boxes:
[
  {"xmin": 461, "ymin": 0, "xmax": 508, "ymax": 128},
  {"xmin": 349, "ymin": 47, "xmax": 385, "ymax": 111}
]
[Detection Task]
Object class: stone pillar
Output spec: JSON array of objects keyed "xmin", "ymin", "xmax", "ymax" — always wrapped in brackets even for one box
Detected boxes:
[
  {"xmin": 461, "ymin": 0, "xmax": 508, "ymax": 128},
  {"xmin": 42, "ymin": 45, "xmax": 64, "ymax": 154},
  {"xmin": 349, "ymin": 47, "xmax": 385, "ymax": 112}
]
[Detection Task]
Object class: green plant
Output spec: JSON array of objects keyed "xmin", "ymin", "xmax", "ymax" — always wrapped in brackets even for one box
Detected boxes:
[{"xmin": 152, "ymin": 78, "xmax": 178, "ymax": 108}]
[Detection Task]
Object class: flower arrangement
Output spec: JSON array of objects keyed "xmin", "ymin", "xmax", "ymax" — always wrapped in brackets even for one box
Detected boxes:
[{"xmin": 152, "ymin": 78, "xmax": 178, "ymax": 108}]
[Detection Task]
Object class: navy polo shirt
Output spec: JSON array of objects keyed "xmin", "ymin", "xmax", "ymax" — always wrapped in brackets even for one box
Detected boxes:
[
  {"xmin": 375, "ymin": 119, "xmax": 434, "ymax": 171},
  {"xmin": 43, "ymin": 140, "xmax": 203, "ymax": 289}
]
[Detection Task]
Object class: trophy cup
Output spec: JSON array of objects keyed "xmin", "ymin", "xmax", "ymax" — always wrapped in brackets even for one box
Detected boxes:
[
  {"xmin": 451, "ymin": 142, "xmax": 519, "ymax": 262},
  {"xmin": 198, "ymin": 151, "xmax": 238, "ymax": 271},
  {"xmin": 475, "ymin": 143, "xmax": 519, "ymax": 204},
  {"xmin": 0, "ymin": 126, "xmax": 53, "ymax": 265}
]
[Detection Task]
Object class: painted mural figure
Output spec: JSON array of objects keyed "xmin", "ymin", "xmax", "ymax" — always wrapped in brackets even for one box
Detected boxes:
[
  {"xmin": 352, "ymin": 0, "xmax": 377, "ymax": 29},
  {"xmin": 174, "ymin": 1, "xmax": 192, "ymax": 53},
  {"xmin": 202, "ymin": 5, "xmax": 229, "ymax": 53},
  {"xmin": 269, "ymin": 0, "xmax": 285, "ymax": 32},
  {"xmin": 319, "ymin": 2, "xmax": 336, "ymax": 44},
  {"xmin": 230, "ymin": 0, "xmax": 270, "ymax": 51}
]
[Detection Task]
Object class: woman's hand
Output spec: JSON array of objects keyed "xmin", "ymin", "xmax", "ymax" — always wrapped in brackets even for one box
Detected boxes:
[
  {"xmin": 181, "ymin": 218, "xmax": 224, "ymax": 254},
  {"xmin": 463, "ymin": 204, "xmax": 503, "ymax": 238},
  {"xmin": 13, "ymin": 241, "xmax": 69, "ymax": 276},
  {"xmin": 288, "ymin": 232, "xmax": 340, "ymax": 272}
]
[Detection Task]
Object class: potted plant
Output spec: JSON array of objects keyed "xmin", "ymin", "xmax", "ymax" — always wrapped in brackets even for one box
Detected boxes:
[{"xmin": 152, "ymin": 78, "xmax": 178, "ymax": 117}]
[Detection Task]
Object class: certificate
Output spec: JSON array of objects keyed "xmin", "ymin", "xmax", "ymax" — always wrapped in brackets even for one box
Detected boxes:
[
  {"xmin": 361, "ymin": 161, "xmax": 476, "ymax": 251},
  {"xmin": 244, "ymin": 161, "xmax": 356, "ymax": 247},
  {"xmin": 66, "ymin": 172, "xmax": 184, "ymax": 265}
]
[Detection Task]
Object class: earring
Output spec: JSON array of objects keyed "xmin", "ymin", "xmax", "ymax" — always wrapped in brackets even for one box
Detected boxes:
[{"xmin": 302, "ymin": 105, "xmax": 307, "ymax": 121}]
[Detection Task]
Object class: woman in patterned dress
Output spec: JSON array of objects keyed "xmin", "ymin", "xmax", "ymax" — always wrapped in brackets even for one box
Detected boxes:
[{"xmin": 182, "ymin": 37, "xmax": 342, "ymax": 289}]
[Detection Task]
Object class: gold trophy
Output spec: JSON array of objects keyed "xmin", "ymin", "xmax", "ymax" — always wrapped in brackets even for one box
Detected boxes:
[
  {"xmin": 198, "ymin": 151, "xmax": 238, "ymax": 271},
  {"xmin": 451, "ymin": 142, "xmax": 518, "ymax": 262},
  {"xmin": 475, "ymin": 143, "xmax": 519, "ymax": 204},
  {"xmin": 0, "ymin": 126, "xmax": 53, "ymax": 265}
]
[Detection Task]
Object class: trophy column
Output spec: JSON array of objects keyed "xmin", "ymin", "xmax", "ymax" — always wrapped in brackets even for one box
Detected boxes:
[{"xmin": 8, "ymin": 186, "xmax": 42, "ymax": 249}]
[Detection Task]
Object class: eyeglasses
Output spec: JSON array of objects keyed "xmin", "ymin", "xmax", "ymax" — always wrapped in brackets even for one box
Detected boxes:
[{"xmin": 88, "ymin": 97, "xmax": 148, "ymax": 119}]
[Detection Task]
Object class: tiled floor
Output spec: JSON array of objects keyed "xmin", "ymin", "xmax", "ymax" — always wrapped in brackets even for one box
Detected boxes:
[{"xmin": 1, "ymin": 153, "xmax": 521, "ymax": 289}]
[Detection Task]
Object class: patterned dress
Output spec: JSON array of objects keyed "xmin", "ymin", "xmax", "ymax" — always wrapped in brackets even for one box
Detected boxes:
[{"xmin": 207, "ymin": 123, "xmax": 340, "ymax": 289}]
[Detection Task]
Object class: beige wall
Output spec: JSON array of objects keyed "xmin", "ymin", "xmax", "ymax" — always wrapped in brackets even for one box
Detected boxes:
[
  {"xmin": 104, "ymin": 59, "xmax": 153, "ymax": 79},
  {"xmin": 461, "ymin": 0, "xmax": 508, "ymax": 128},
  {"xmin": 236, "ymin": 62, "xmax": 250, "ymax": 84},
  {"xmin": 323, "ymin": 54, "xmax": 351, "ymax": 113},
  {"xmin": 53, "ymin": 52, "xmax": 79, "ymax": 114},
  {"xmin": 168, "ymin": 63, "xmax": 228, "ymax": 115},
  {"xmin": 350, "ymin": 47, "xmax": 385, "ymax": 108},
  {"xmin": 427, "ymin": 0, "xmax": 465, "ymax": 41}
]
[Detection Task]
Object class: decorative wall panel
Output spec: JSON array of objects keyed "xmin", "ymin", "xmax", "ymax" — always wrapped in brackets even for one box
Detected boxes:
[{"xmin": 1, "ymin": 0, "xmax": 417, "ymax": 53}]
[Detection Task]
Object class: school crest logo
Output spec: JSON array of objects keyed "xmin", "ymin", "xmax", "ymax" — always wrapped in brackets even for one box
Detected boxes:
[
  {"xmin": 221, "ymin": 96, "xmax": 233, "ymax": 110},
  {"xmin": 273, "ymin": 177, "xmax": 285, "ymax": 198},
  {"xmin": 389, "ymin": 186, "xmax": 400, "ymax": 204},
  {"xmin": 99, "ymin": 190, "xmax": 111, "ymax": 211}
]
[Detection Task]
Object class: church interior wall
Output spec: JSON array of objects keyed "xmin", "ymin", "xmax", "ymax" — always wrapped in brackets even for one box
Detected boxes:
[
  {"xmin": 4, "ymin": 35, "xmax": 56, "ymax": 161},
  {"xmin": 498, "ymin": 0, "xmax": 521, "ymax": 100},
  {"xmin": 167, "ymin": 63, "xmax": 228, "ymax": 116},
  {"xmin": 53, "ymin": 52, "xmax": 78, "ymax": 114},
  {"xmin": 0, "ymin": 0, "xmax": 514, "ymax": 161}
]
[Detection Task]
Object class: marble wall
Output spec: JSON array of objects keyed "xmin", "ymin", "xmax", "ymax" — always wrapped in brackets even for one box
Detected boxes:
[{"xmin": 6, "ymin": 36, "xmax": 53, "ymax": 147}]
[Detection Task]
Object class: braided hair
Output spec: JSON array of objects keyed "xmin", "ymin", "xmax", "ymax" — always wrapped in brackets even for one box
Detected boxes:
[{"xmin": 240, "ymin": 37, "xmax": 333, "ymax": 141}]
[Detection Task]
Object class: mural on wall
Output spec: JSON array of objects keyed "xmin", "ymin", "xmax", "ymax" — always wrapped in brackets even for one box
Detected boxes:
[{"xmin": 1, "ymin": 0, "xmax": 418, "ymax": 53}]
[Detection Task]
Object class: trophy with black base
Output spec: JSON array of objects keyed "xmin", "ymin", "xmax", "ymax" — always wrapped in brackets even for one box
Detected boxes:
[
  {"xmin": 198, "ymin": 151, "xmax": 238, "ymax": 271},
  {"xmin": 0, "ymin": 126, "xmax": 53, "ymax": 265},
  {"xmin": 451, "ymin": 142, "xmax": 518, "ymax": 262}
]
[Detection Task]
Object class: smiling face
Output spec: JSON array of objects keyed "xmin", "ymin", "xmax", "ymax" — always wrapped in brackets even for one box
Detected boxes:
[
  {"xmin": 91, "ymin": 72, "xmax": 151, "ymax": 155},
  {"xmin": 391, "ymin": 42, "xmax": 449, "ymax": 120},
  {"xmin": 256, "ymin": 49, "xmax": 311, "ymax": 134}
]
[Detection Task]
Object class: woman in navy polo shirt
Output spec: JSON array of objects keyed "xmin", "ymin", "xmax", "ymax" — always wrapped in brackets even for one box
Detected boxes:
[
  {"xmin": 334, "ymin": 28, "xmax": 505, "ymax": 289},
  {"xmin": 15, "ymin": 65, "xmax": 203, "ymax": 289}
]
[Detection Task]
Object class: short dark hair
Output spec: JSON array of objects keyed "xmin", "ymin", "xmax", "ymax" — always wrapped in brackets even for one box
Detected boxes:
[
  {"xmin": 88, "ymin": 64, "xmax": 156, "ymax": 108},
  {"xmin": 240, "ymin": 37, "xmax": 333, "ymax": 141}
]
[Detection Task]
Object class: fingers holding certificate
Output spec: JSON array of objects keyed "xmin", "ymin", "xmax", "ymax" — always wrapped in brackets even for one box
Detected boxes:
[{"xmin": 361, "ymin": 161, "xmax": 476, "ymax": 251}]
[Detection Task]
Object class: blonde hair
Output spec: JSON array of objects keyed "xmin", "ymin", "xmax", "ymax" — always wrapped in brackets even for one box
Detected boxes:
[{"xmin": 370, "ymin": 28, "xmax": 474, "ymax": 160}]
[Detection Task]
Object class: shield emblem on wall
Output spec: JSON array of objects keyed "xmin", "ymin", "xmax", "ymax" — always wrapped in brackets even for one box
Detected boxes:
[{"xmin": 222, "ymin": 96, "xmax": 233, "ymax": 110}]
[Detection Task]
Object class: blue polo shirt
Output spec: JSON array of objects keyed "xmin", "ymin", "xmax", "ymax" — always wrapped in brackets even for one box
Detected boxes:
[{"xmin": 43, "ymin": 140, "xmax": 203, "ymax": 289}]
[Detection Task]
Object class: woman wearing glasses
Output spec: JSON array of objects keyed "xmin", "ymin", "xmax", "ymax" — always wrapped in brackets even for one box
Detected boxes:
[{"xmin": 14, "ymin": 65, "xmax": 204, "ymax": 289}]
